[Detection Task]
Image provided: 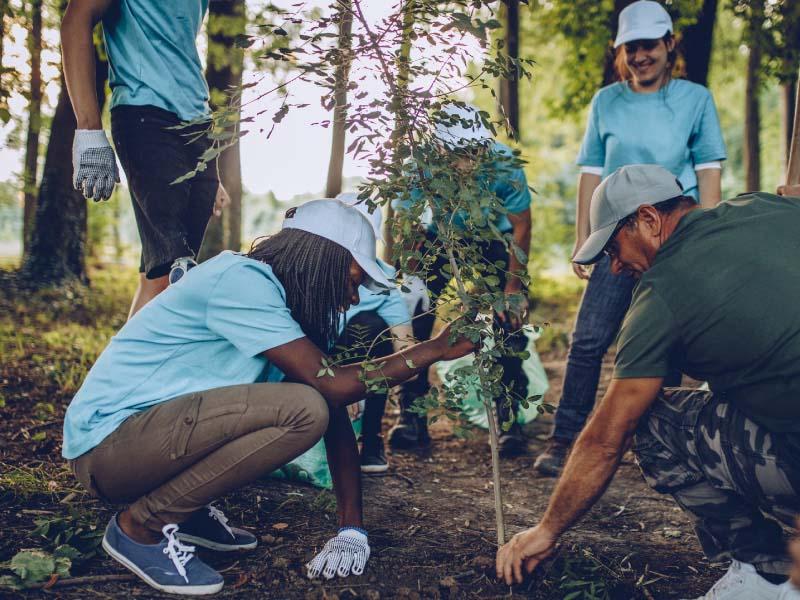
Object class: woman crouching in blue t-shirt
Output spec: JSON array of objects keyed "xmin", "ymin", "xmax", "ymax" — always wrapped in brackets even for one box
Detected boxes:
[
  {"xmin": 534, "ymin": 0, "xmax": 727, "ymax": 476},
  {"xmin": 62, "ymin": 199, "xmax": 475, "ymax": 595}
]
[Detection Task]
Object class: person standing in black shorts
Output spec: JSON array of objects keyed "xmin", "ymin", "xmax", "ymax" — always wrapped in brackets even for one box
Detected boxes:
[{"xmin": 62, "ymin": 0, "xmax": 228, "ymax": 318}]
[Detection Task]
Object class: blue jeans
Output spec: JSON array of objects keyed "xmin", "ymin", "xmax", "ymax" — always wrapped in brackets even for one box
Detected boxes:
[{"xmin": 552, "ymin": 256, "xmax": 681, "ymax": 442}]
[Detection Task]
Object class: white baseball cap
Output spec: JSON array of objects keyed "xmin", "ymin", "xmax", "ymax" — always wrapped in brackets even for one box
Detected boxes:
[
  {"xmin": 434, "ymin": 103, "xmax": 493, "ymax": 147},
  {"xmin": 573, "ymin": 164, "xmax": 683, "ymax": 265},
  {"xmin": 281, "ymin": 198, "xmax": 391, "ymax": 292},
  {"xmin": 335, "ymin": 192, "xmax": 383, "ymax": 242},
  {"xmin": 614, "ymin": 1, "xmax": 673, "ymax": 48}
]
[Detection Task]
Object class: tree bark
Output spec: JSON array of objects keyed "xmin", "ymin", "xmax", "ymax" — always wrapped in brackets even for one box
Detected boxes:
[
  {"xmin": 20, "ymin": 49, "xmax": 109, "ymax": 286},
  {"xmin": 198, "ymin": 0, "xmax": 245, "ymax": 261},
  {"xmin": 324, "ymin": 0, "xmax": 353, "ymax": 198},
  {"xmin": 23, "ymin": 0, "xmax": 43, "ymax": 252},
  {"xmin": 384, "ymin": 0, "xmax": 415, "ymax": 262},
  {"xmin": 681, "ymin": 0, "xmax": 717, "ymax": 86},
  {"xmin": 743, "ymin": 12, "xmax": 762, "ymax": 193},
  {"xmin": 782, "ymin": 74, "xmax": 797, "ymax": 168},
  {"xmin": 498, "ymin": 0, "xmax": 519, "ymax": 137}
]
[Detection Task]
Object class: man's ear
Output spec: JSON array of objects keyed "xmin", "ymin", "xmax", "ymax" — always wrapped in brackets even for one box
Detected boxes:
[{"xmin": 636, "ymin": 205, "xmax": 662, "ymax": 236}]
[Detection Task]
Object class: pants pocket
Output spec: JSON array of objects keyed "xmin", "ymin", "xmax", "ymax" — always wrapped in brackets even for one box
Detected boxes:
[{"xmin": 169, "ymin": 389, "xmax": 249, "ymax": 460}]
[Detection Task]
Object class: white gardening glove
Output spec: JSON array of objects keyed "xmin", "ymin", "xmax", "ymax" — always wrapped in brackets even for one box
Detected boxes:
[
  {"xmin": 306, "ymin": 528, "xmax": 370, "ymax": 579},
  {"xmin": 401, "ymin": 274, "xmax": 430, "ymax": 317},
  {"xmin": 72, "ymin": 129, "xmax": 120, "ymax": 202}
]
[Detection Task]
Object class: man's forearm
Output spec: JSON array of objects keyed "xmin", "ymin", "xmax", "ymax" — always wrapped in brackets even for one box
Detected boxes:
[
  {"xmin": 325, "ymin": 407, "xmax": 363, "ymax": 528},
  {"xmin": 539, "ymin": 423, "xmax": 631, "ymax": 537},
  {"xmin": 61, "ymin": 2, "xmax": 106, "ymax": 129}
]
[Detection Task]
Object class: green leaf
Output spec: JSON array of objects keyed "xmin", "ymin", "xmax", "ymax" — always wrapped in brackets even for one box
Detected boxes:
[
  {"xmin": 316, "ymin": 368, "xmax": 326, "ymax": 378},
  {"xmin": 9, "ymin": 550, "xmax": 55, "ymax": 584},
  {"xmin": 405, "ymin": 359, "xmax": 415, "ymax": 369}
]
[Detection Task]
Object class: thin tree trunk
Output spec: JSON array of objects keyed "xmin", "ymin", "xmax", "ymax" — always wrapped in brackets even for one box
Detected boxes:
[
  {"xmin": 198, "ymin": 0, "xmax": 245, "ymax": 261},
  {"xmin": 384, "ymin": 0, "xmax": 414, "ymax": 262},
  {"xmin": 324, "ymin": 0, "xmax": 353, "ymax": 198},
  {"xmin": 20, "ymin": 50, "xmax": 109, "ymax": 286},
  {"xmin": 23, "ymin": 0, "xmax": 43, "ymax": 252},
  {"xmin": 782, "ymin": 75, "xmax": 797, "ymax": 169},
  {"xmin": 498, "ymin": 0, "xmax": 519, "ymax": 137},
  {"xmin": 681, "ymin": 0, "xmax": 717, "ymax": 86},
  {"xmin": 744, "ymin": 14, "xmax": 762, "ymax": 193}
]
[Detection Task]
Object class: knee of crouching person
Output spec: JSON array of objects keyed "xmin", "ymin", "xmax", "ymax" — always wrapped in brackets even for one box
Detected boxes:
[{"xmin": 297, "ymin": 385, "xmax": 330, "ymax": 439}]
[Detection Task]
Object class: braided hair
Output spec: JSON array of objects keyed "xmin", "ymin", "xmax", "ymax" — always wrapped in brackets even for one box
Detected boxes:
[{"xmin": 246, "ymin": 228, "xmax": 353, "ymax": 350}]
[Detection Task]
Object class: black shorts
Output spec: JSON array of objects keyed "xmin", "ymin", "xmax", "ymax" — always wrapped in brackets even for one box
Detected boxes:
[{"xmin": 111, "ymin": 105, "xmax": 218, "ymax": 279}]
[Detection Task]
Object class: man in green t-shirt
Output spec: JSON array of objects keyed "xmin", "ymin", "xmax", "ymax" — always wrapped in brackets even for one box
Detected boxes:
[{"xmin": 495, "ymin": 164, "xmax": 800, "ymax": 600}]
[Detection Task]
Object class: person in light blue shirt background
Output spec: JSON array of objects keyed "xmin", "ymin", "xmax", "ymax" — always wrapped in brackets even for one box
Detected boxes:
[
  {"xmin": 62, "ymin": 0, "xmax": 229, "ymax": 320},
  {"xmin": 534, "ymin": 0, "xmax": 727, "ymax": 477}
]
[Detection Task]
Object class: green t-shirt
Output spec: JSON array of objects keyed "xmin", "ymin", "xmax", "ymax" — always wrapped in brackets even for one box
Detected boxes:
[{"xmin": 615, "ymin": 192, "xmax": 800, "ymax": 432}]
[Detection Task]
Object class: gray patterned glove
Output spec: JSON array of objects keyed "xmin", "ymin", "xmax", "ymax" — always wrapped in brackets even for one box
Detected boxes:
[
  {"xmin": 306, "ymin": 528, "xmax": 370, "ymax": 579},
  {"xmin": 72, "ymin": 129, "xmax": 120, "ymax": 202}
]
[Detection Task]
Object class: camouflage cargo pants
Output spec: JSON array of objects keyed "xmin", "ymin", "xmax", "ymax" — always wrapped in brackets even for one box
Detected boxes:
[{"xmin": 634, "ymin": 387, "xmax": 800, "ymax": 575}]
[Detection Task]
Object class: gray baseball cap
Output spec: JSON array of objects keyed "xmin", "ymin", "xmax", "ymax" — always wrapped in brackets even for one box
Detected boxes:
[{"xmin": 573, "ymin": 164, "xmax": 683, "ymax": 265}]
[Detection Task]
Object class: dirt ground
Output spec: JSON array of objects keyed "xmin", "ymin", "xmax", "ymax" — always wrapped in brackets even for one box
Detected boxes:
[{"xmin": 1, "ymin": 358, "xmax": 724, "ymax": 598}]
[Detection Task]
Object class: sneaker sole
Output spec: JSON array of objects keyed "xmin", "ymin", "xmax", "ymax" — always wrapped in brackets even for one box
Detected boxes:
[
  {"xmin": 176, "ymin": 533, "xmax": 257, "ymax": 552},
  {"xmin": 102, "ymin": 536, "xmax": 223, "ymax": 596},
  {"xmin": 360, "ymin": 464, "xmax": 389, "ymax": 474}
]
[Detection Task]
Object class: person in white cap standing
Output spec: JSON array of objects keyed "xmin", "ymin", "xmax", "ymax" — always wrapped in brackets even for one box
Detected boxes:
[
  {"xmin": 391, "ymin": 102, "xmax": 533, "ymax": 456},
  {"xmin": 535, "ymin": 0, "xmax": 728, "ymax": 476},
  {"xmin": 497, "ymin": 164, "xmax": 800, "ymax": 600},
  {"xmin": 62, "ymin": 199, "xmax": 475, "ymax": 595}
]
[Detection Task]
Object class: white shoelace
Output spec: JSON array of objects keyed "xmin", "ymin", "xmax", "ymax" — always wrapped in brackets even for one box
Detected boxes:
[
  {"xmin": 207, "ymin": 505, "xmax": 235, "ymax": 540},
  {"xmin": 161, "ymin": 524, "xmax": 196, "ymax": 583}
]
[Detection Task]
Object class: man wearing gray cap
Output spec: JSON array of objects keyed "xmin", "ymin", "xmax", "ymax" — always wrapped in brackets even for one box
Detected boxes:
[{"xmin": 496, "ymin": 164, "xmax": 800, "ymax": 599}]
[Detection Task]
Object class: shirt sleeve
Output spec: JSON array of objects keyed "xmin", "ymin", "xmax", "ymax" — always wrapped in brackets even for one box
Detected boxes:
[
  {"xmin": 376, "ymin": 289, "xmax": 411, "ymax": 328},
  {"xmin": 689, "ymin": 90, "xmax": 727, "ymax": 165},
  {"xmin": 499, "ymin": 165, "xmax": 532, "ymax": 215},
  {"xmin": 614, "ymin": 284, "xmax": 679, "ymax": 379},
  {"xmin": 206, "ymin": 263, "xmax": 306, "ymax": 357},
  {"xmin": 576, "ymin": 93, "xmax": 605, "ymax": 168}
]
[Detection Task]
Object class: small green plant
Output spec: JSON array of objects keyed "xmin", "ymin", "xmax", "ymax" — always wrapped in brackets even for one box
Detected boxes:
[{"xmin": 0, "ymin": 546, "xmax": 79, "ymax": 590}]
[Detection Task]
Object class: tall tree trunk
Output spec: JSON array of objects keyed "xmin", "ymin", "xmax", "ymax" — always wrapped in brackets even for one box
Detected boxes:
[
  {"xmin": 782, "ymin": 74, "xmax": 797, "ymax": 168},
  {"xmin": 743, "ymin": 11, "xmax": 762, "ymax": 193},
  {"xmin": 681, "ymin": 0, "xmax": 717, "ymax": 86},
  {"xmin": 324, "ymin": 0, "xmax": 353, "ymax": 198},
  {"xmin": 199, "ymin": 0, "xmax": 245, "ymax": 261},
  {"xmin": 384, "ymin": 0, "xmax": 415, "ymax": 262},
  {"xmin": 23, "ymin": 0, "xmax": 43, "ymax": 252},
  {"xmin": 0, "ymin": 0, "xmax": 7, "ymax": 120},
  {"xmin": 498, "ymin": 0, "xmax": 519, "ymax": 137},
  {"xmin": 20, "ymin": 50, "xmax": 109, "ymax": 286}
]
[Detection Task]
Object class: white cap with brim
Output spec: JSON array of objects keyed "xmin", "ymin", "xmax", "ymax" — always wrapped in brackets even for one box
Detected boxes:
[
  {"xmin": 614, "ymin": 0, "xmax": 673, "ymax": 48},
  {"xmin": 281, "ymin": 198, "xmax": 392, "ymax": 292},
  {"xmin": 434, "ymin": 103, "xmax": 493, "ymax": 147},
  {"xmin": 573, "ymin": 164, "xmax": 684, "ymax": 265},
  {"xmin": 335, "ymin": 192, "xmax": 383, "ymax": 242}
]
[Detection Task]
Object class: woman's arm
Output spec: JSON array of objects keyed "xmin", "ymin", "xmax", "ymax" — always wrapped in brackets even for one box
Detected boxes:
[
  {"xmin": 264, "ymin": 321, "xmax": 474, "ymax": 409},
  {"xmin": 696, "ymin": 167, "xmax": 722, "ymax": 208}
]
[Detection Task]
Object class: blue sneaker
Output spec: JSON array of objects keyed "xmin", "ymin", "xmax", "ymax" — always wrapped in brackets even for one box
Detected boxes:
[
  {"xmin": 169, "ymin": 257, "xmax": 197, "ymax": 285},
  {"xmin": 176, "ymin": 504, "xmax": 258, "ymax": 552},
  {"xmin": 102, "ymin": 515, "xmax": 223, "ymax": 596}
]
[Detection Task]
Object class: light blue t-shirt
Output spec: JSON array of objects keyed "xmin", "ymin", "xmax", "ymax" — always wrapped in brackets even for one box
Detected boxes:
[
  {"xmin": 396, "ymin": 141, "xmax": 532, "ymax": 234},
  {"xmin": 62, "ymin": 252, "xmax": 306, "ymax": 459},
  {"xmin": 103, "ymin": 0, "xmax": 211, "ymax": 121},
  {"xmin": 577, "ymin": 79, "xmax": 726, "ymax": 200},
  {"xmin": 341, "ymin": 260, "xmax": 410, "ymax": 332}
]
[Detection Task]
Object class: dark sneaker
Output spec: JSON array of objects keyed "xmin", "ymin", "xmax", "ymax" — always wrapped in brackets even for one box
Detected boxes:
[
  {"xmin": 169, "ymin": 257, "xmax": 197, "ymax": 285},
  {"xmin": 360, "ymin": 435, "xmax": 389, "ymax": 474},
  {"xmin": 176, "ymin": 505, "xmax": 257, "ymax": 552},
  {"xmin": 388, "ymin": 413, "xmax": 431, "ymax": 451},
  {"xmin": 102, "ymin": 515, "xmax": 223, "ymax": 596},
  {"xmin": 533, "ymin": 437, "xmax": 571, "ymax": 477},
  {"xmin": 498, "ymin": 422, "xmax": 527, "ymax": 457}
]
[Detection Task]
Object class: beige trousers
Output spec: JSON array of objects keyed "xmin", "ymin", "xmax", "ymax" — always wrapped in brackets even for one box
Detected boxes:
[{"xmin": 70, "ymin": 382, "xmax": 329, "ymax": 533}]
